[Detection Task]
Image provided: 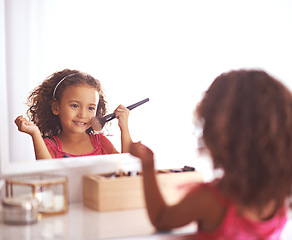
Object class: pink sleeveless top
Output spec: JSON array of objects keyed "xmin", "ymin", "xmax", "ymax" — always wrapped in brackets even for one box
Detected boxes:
[
  {"xmin": 194, "ymin": 183, "xmax": 287, "ymax": 240},
  {"xmin": 43, "ymin": 134, "xmax": 114, "ymax": 158}
]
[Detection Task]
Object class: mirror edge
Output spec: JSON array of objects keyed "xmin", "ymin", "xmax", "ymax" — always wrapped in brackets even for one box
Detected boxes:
[{"xmin": 0, "ymin": 21, "xmax": 9, "ymax": 176}]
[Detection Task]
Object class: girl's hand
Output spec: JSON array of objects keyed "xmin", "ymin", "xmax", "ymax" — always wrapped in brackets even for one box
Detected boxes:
[
  {"xmin": 114, "ymin": 105, "xmax": 133, "ymax": 153},
  {"xmin": 114, "ymin": 104, "xmax": 130, "ymax": 129},
  {"xmin": 14, "ymin": 115, "xmax": 40, "ymax": 136},
  {"xmin": 130, "ymin": 142, "xmax": 154, "ymax": 168}
]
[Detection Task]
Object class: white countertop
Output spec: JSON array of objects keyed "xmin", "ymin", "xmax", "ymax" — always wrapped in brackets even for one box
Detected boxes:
[
  {"xmin": 0, "ymin": 202, "xmax": 292, "ymax": 240},
  {"xmin": 0, "ymin": 203, "xmax": 197, "ymax": 240},
  {"xmin": 1, "ymin": 153, "xmax": 292, "ymax": 239}
]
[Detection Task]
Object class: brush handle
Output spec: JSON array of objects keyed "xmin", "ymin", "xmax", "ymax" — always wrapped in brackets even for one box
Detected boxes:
[
  {"xmin": 104, "ymin": 98, "xmax": 149, "ymax": 122},
  {"xmin": 127, "ymin": 98, "xmax": 149, "ymax": 110}
]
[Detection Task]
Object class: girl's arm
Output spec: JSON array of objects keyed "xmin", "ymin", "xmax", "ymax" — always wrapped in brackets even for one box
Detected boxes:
[
  {"xmin": 100, "ymin": 135, "xmax": 119, "ymax": 154},
  {"xmin": 130, "ymin": 142, "xmax": 210, "ymax": 231},
  {"xmin": 130, "ymin": 142, "xmax": 167, "ymax": 227},
  {"xmin": 114, "ymin": 105, "xmax": 133, "ymax": 153},
  {"xmin": 15, "ymin": 116, "xmax": 52, "ymax": 160}
]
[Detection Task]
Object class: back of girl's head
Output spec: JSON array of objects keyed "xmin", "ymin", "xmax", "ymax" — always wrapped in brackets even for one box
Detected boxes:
[
  {"xmin": 27, "ymin": 69, "xmax": 107, "ymax": 137},
  {"xmin": 196, "ymin": 69, "xmax": 292, "ymax": 208}
]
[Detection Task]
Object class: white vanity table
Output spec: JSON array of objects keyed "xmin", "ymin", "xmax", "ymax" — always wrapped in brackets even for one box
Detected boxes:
[
  {"xmin": 0, "ymin": 154, "xmax": 198, "ymax": 239},
  {"xmin": 1, "ymin": 203, "xmax": 292, "ymax": 240},
  {"xmin": 0, "ymin": 203, "xmax": 197, "ymax": 240},
  {"xmin": 1, "ymin": 154, "xmax": 292, "ymax": 240}
]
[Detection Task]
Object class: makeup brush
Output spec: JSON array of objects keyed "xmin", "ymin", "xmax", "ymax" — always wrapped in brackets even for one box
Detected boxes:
[{"xmin": 91, "ymin": 98, "xmax": 149, "ymax": 131}]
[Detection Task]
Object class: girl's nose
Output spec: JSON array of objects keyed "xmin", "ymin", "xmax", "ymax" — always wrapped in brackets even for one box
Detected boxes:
[{"xmin": 77, "ymin": 108, "xmax": 86, "ymax": 118}]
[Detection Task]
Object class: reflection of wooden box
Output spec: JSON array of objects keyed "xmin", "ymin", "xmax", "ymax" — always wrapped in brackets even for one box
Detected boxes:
[{"xmin": 82, "ymin": 170, "xmax": 203, "ymax": 211}]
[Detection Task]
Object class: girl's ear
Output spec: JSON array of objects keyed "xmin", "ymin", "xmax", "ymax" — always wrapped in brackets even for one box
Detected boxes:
[{"xmin": 51, "ymin": 101, "xmax": 60, "ymax": 115}]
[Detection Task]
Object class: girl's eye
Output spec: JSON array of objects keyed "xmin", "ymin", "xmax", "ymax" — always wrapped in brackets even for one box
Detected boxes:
[
  {"xmin": 71, "ymin": 104, "xmax": 79, "ymax": 108},
  {"xmin": 89, "ymin": 107, "xmax": 95, "ymax": 111}
]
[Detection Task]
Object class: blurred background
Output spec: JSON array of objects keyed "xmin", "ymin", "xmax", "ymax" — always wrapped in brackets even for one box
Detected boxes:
[{"xmin": 1, "ymin": 0, "xmax": 292, "ymax": 169}]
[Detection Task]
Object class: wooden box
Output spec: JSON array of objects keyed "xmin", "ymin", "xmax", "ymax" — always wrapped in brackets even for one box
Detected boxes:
[{"xmin": 82, "ymin": 169, "xmax": 203, "ymax": 211}]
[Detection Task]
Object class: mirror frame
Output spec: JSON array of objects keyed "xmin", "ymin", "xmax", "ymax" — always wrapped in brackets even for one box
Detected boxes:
[
  {"xmin": 0, "ymin": 153, "xmax": 140, "ymax": 177},
  {"xmin": 0, "ymin": 39, "xmax": 8, "ymax": 175}
]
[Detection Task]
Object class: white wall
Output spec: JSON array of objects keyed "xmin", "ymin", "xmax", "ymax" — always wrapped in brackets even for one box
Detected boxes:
[{"xmin": 2, "ymin": 0, "xmax": 292, "ymax": 170}]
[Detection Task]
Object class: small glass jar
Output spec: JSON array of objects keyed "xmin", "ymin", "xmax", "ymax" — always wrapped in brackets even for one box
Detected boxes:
[{"xmin": 2, "ymin": 197, "xmax": 39, "ymax": 225}]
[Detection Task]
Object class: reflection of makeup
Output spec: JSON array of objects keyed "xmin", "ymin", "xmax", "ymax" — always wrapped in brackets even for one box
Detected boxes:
[{"xmin": 91, "ymin": 98, "xmax": 149, "ymax": 131}]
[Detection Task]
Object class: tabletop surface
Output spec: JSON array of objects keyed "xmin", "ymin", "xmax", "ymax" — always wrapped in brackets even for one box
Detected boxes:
[
  {"xmin": 0, "ymin": 203, "xmax": 197, "ymax": 240},
  {"xmin": 0, "ymin": 203, "xmax": 292, "ymax": 240}
]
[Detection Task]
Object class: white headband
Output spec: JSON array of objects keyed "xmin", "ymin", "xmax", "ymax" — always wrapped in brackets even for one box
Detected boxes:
[{"xmin": 52, "ymin": 73, "xmax": 77, "ymax": 98}]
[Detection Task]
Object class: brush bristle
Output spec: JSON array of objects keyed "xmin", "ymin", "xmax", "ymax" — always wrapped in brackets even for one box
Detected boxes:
[{"xmin": 91, "ymin": 117, "xmax": 104, "ymax": 131}]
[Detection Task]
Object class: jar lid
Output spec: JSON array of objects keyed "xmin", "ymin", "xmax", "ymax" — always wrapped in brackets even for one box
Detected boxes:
[{"xmin": 2, "ymin": 197, "xmax": 38, "ymax": 211}]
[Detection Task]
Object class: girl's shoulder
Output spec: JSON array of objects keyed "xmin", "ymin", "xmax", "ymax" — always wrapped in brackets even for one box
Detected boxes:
[
  {"xmin": 43, "ymin": 136, "xmax": 62, "ymax": 158},
  {"xmin": 186, "ymin": 181, "xmax": 229, "ymax": 204},
  {"xmin": 178, "ymin": 181, "xmax": 229, "ymax": 232},
  {"xmin": 89, "ymin": 133, "xmax": 116, "ymax": 154},
  {"xmin": 43, "ymin": 136, "xmax": 59, "ymax": 148},
  {"xmin": 89, "ymin": 133, "xmax": 108, "ymax": 144},
  {"xmin": 182, "ymin": 181, "xmax": 231, "ymax": 221},
  {"xmin": 202, "ymin": 181, "xmax": 230, "ymax": 205},
  {"xmin": 183, "ymin": 182, "xmax": 227, "ymax": 209}
]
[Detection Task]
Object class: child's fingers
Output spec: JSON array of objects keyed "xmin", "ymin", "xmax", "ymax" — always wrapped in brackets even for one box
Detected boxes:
[
  {"xmin": 14, "ymin": 115, "xmax": 33, "ymax": 133},
  {"xmin": 114, "ymin": 105, "xmax": 130, "ymax": 118},
  {"xmin": 14, "ymin": 116, "xmax": 27, "ymax": 129},
  {"xmin": 114, "ymin": 104, "xmax": 125, "ymax": 113},
  {"xmin": 114, "ymin": 105, "xmax": 130, "ymax": 128},
  {"xmin": 14, "ymin": 115, "xmax": 23, "ymax": 125}
]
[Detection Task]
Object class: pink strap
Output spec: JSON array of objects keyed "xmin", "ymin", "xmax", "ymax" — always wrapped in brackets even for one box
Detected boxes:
[
  {"xmin": 52, "ymin": 136, "xmax": 63, "ymax": 150},
  {"xmin": 90, "ymin": 133, "xmax": 99, "ymax": 148}
]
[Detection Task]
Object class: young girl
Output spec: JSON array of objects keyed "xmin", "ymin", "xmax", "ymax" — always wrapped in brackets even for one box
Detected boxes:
[
  {"xmin": 130, "ymin": 70, "xmax": 292, "ymax": 239},
  {"xmin": 15, "ymin": 69, "xmax": 132, "ymax": 160}
]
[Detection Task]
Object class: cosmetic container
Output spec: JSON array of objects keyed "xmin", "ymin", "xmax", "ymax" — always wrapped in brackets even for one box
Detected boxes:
[
  {"xmin": 2, "ymin": 197, "xmax": 39, "ymax": 225},
  {"xmin": 5, "ymin": 174, "xmax": 68, "ymax": 215}
]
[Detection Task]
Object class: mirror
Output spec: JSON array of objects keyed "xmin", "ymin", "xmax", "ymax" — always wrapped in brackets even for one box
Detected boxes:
[{"xmin": 1, "ymin": 0, "xmax": 292, "ymax": 175}]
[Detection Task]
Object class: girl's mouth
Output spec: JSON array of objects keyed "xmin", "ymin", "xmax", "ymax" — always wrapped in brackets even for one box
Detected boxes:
[{"xmin": 73, "ymin": 121, "xmax": 87, "ymax": 126}]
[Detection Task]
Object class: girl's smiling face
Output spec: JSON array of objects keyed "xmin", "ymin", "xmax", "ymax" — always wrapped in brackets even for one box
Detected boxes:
[{"xmin": 52, "ymin": 84, "xmax": 99, "ymax": 135}]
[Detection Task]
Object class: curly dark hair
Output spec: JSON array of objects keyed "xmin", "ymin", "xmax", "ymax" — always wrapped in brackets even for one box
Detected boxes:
[
  {"xmin": 27, "ymin": 69, "xmax": 107, "ymax": 137},
  {"xmin": 196, "ymin": 69, "xmax": 292, "ymax": 211}
]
